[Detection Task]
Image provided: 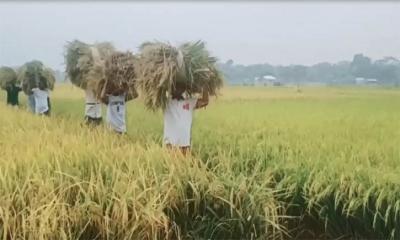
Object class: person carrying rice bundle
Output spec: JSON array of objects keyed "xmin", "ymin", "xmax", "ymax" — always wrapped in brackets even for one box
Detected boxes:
[
  {"xmin": 163, "ymin": 83, "xmax": 209, "ymax": 155},
  {"xmin": 18, "ymin": 60, "xmax": 55, "ymax": 116},
  {"xmin": 136, "ymin": 41, "xmax": 223, "ymax": 154},
  {"xmin": 65, "ymin": 40, "xmax": 115, "ymax": 126},
  {"xmin": 98, "ymin": 51, "xmax": 138, "ymax": 134},
  {"xmin": 0, "ymin": 66, "xmax": 22, "ymax": 106}
]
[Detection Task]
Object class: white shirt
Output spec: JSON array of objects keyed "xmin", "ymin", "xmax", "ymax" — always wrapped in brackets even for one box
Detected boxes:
[
  {"xmin": 163, "ymin": 97, "xmax": 198, "ymax": 147},
  {"xmin": 28, "ymin": 94, "xmax": 36, "ymax": 113},
  {"xmin": 85, "ymin": 89, "xmax": 102, "ymax": 118},
  {"xmin": 31, "ymin": 88, "xmax": 49, "ymax": 114},
  {"xmin": 106, "ymin": 94, "xmax": 126, "ymax": 133}
]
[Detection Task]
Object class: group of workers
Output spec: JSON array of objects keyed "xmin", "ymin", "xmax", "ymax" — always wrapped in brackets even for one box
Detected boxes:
[
  {"xmin": 4, "ymin": 83, "xmax": 209, "ymax": 154},
  {"xmin": 5, "ymin": 82, "xmax": 51, "ymax": 115}
]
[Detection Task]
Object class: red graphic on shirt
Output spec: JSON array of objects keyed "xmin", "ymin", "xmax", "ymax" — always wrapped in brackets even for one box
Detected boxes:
[{"xmin": 183, "ymin": 103, "xmax": 190, "ymax": 110}]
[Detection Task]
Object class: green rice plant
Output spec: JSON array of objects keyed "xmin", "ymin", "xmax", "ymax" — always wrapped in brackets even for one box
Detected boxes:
[{"xmin": 0, "ymin": 85, "xmax": 400, "ymax": 239}]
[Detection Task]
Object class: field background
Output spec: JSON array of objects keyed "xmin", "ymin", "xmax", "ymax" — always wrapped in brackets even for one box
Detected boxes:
[{"xmin": 0, "ymin": 85, "xmax": 400, "ymax": 239}]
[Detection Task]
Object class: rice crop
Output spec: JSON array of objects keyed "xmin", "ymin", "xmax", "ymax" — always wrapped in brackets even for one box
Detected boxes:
[{"xmin": 0, "ymin": 85, "xmax": 399, "ymax": 239}]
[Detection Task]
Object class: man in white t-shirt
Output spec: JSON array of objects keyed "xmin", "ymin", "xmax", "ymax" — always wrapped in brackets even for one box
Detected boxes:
[
  {"xmin": 84, "ymin": 89, "xmax": 103, "ymax": 126},
  {"xmin": 31, "ymin": 88, "xmax": 50, "ymax": 115},
  {"xmin": 101, "ymin": 89, "xmax": 136, "ymax": 134},
  {"xmin": 163, "ymin": 86, "xmax": 209, "ymax": 155}
]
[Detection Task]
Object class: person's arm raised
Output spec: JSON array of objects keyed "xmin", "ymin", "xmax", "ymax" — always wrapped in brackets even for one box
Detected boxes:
[
  {"xmin": 100, "ymin": 94, "xmax": 109, "ymax": 105},
  {"xmin": 195, "ymin": 89, "xmax": 209, "ymax": 109},
  {"xmin": 125, "ymin": 89, "xmax": 138, "ymax": 102}
]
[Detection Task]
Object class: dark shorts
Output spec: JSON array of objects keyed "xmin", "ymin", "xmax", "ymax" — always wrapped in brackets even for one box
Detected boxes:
[
  {"xmin": 41, "ymin": 110, "xmax": 50, "ymax": 116},
  {"xmin": 114, "ymin": 130, "xmax": 126, "ymax": 135},
  {"xmin": 7, "ymin": 102, "xmax": 19, "ymax": 106},
  {"xmin": 85, "ymin": 116, "xmax": 103, "ymax": 126}
]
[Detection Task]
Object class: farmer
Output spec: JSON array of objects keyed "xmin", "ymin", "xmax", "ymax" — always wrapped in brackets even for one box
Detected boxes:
[
  {"xmin": 31, "ymin": 80, "xmax": 51, "ymax": 116},
  {"xmin": 163, "ymin": 85, "xmax": 209, "ymax": 155},
  {"xmin": 84, "ymin": 89, "xmax": 103, "ymax": 126},
  {"xmin": 5, "ymin": 83, "xmax": 22, "ymax": 106},
  {"xmin": 101, "ymin": 88, "xmax": 137, "ymax": 134},
  {"xmin": 27, "ymin": 93, "xmax": 36, "ymax": 113},
  {"xmin": 22, "ymin": 79, "xmax": 36, "ymax": 113}
]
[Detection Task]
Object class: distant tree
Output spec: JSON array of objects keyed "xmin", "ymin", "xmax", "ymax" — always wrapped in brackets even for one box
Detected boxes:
[
  {"xmin": 396, "ymin": 68, "xmax": 400, "ymax": 86},
  {"xmin": 307, "ymin": 62, "xmax": 334, "ymax": 83},
  {"xmin": 374, "ymin": 58, "xmax": 399, "ymax": 84},
  {"xmin": 217, "ymin": 53, "xmax": 400, "ymax": 86},
  {"xmin": 226, "ymin": 59, "xmax": 234, "ymax": 66},
  {"xmin": 350, "ymin": 54, "xmax": 372, "ymax": 78}
]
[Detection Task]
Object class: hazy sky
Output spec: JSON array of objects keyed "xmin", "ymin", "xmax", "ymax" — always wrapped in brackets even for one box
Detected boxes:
[{"xmin": 1, "ymin": 1, "xmax": 399, "ymax": 70}]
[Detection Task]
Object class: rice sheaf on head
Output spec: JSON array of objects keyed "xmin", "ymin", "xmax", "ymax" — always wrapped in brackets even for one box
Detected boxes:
[
  {"xmin": 0, "ymin": 66, "xmax": 18, "ymax": 90},
  {"xmin": 136, "ymin": 40, "xmax": 224, "ymax": 111},
  {"xmin": 64, "ymin": 40, "xmax": 115, "ymax": 92},
  {"xmin": 96, "ymin": 51, "xmax": 138, "ymax": 101},
  {"xmin": 17, "ymin": 60, "xmax": 56, "ymax": 95}
]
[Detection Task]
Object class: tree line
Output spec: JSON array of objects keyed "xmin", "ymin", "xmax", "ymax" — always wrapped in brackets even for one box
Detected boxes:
[{"xmin": 218, "ymin": 54, "xmax": 400, "ymax": 86}]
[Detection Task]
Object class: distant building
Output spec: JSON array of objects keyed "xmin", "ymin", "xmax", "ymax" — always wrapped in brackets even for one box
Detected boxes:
[
  {"xmin": 254, "ymin": 75, "xmax": 281, "ymax": 86},
  {"xmin": 262, "ymin": 75, "xmax": 277, "ymax": 81},
  {"xmin": 355, "ymin": 77, "xmax": 365, "ymax": 84},
  {"xmin": 355, "ymin": 77, "xmax": 378, "ymax": 85},
  {"xmin": 366, "ymin": 78, "xmax": 378, "ymax": 85}
]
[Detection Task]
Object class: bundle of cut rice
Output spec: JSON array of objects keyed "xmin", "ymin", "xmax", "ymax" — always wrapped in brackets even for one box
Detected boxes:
[
  {"xmin": 136, "ymin": 41, "xmax": 223, "ymax": 110},
  {"xmin": 43, "ymin": 68, "xmax": 56, "ymax": 90},
  {"xmin": 136, "ymin": 42, "xmax": 180, "ymax": 110},
  {"xmin": 179, "ymin": 41, "xmax": 224, "ymax": 96},
  {"xmin": 0, "ymin": 67, "xmax": 17, "ymax": 90},
  {"xmin": 18, "ymin": 60, "xmax": 55, "ymax": 95},
  {"xmin": 65, "ymin": 40, "xmax": 115, "ymax": 90},
  {"xmin": 96, "ymin": 51, "xmax": 138, "ymax": 102}
]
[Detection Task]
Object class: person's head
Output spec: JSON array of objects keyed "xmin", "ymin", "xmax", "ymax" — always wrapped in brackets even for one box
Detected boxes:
[
  {"xmin": 111, "ymin": 83, "xmax": 127, "ymax": 96},
  {"xmin": 38, "ymin": 77, "xmax": 47, "ymax": 90},
  {"xmin": 171, "ymin": 83, "xmax": 186, "ymax": 100},
  {"xmin": 112, "ymin": 89, "xmax": 125, "ymax": 96}
]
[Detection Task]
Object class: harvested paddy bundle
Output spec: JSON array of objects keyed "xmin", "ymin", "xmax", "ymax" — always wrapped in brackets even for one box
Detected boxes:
[
  {"xmin": 65, "ymin": 40, "xmax": 115, "ymax": 90},
  {"xmin": 136, "ymin": 42, "xmax": 181, "ymax": 110},
  {"xmin": 136, "ymin": 41, "xmax": 224, "ymax": 110},
  {"xmin": 179, "ymin": 41, "xmax": 224, "ymax": 96},
  {"xmin": 96, "ymin": 51, "xmax": 138, "ymax": 101},
  {"xmin": 43, "ymin": 68, "xmax": 56, "ymax": 90},
  {"xmin": 18, "ymin": 61, "xmax": 55, "ymax": 95},
  {"xmin": 0, "ymin": 67, "xmax": 17, "ymax": 90}
]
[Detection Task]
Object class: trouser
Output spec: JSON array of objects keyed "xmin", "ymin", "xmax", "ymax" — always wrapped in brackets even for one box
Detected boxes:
[
  {"xmin": 114, "ymin": 130, "xmax": 126, "ymax": 135},
  {"xmin": 84, "ymin": 116, "xmax": 103, "ymax": 126},
  {"xmin": 165, "ymin": 144, "xmax": 191, "ymax": 156},
  {"xmin": 41, "ymin": 110, "xmax": 50, "ymax": 116},
  {"xmin": 45, "ymin": 97, "xmax": 51, "ymax": 116},
  {"xmin": 7, "ymin": 101, "xmax": 19, "ymax": 106}
]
